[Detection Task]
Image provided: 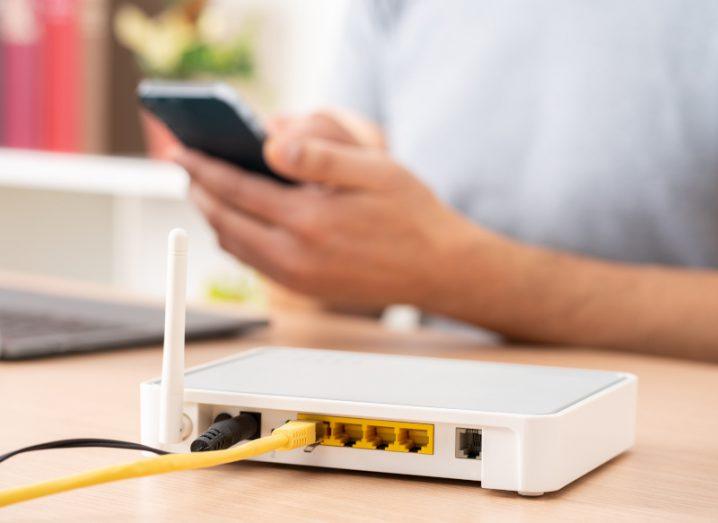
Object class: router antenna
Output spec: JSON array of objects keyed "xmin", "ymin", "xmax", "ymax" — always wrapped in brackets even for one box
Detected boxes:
[{"xmin": 159, "ymin": 228, "xmax": 188, "ymax": 444}]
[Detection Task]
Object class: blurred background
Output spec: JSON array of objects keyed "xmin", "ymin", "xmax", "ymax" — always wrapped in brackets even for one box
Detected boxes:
[{"xmin": 0, "ymin": 0, "xmax": 349, "ymax": 308}]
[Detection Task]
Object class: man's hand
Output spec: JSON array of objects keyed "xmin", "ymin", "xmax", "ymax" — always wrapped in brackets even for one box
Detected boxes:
[
  {"xmin": 174, "ymin": 111, "xmax": 718, "ymax": 361},
  {"xmin": 175, "ymin": 134, "xmax": 477, "ymax": 309},
  {"xmin": 266, "ymin": 109, "xmax": 385, "ymax": 150}
]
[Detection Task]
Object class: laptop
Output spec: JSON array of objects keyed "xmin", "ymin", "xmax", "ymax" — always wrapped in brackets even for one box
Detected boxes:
[{"xmin": 0, "ymin": 287, "xmax": 267, "ymax": 359}]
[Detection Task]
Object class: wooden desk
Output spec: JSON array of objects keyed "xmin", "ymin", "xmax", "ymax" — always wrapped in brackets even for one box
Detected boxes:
[{"xmin": 0, "ymin": 276, "xmax": 717, "ymax": 521}]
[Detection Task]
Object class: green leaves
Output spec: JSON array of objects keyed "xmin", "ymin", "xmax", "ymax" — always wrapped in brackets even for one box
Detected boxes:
[{"xmin": 175, "ymin": 38, "xmax": 254, "ymax": 79}]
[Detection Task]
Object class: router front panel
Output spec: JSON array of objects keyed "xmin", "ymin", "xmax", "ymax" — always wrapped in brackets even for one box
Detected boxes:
[{"xmin": 141, "ymin": 347, "xmax": 637, "ymax": 495}]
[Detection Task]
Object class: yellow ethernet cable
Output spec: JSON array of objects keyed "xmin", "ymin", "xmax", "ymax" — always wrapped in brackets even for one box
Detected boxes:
[{"xmin": 0, "ymin": 420, "xmax": 320, "ymax": 508}]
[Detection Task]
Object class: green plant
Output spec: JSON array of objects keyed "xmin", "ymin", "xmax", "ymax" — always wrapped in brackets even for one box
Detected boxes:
[{"xmin": 114, "ymin": 0, "xmax": 255, "ymax": 79}]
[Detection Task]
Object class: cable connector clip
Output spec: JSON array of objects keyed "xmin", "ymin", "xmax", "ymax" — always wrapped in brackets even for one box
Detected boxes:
[{"xmin": 272, "ymin": 420, "xmax": 322, "ymax": 451}]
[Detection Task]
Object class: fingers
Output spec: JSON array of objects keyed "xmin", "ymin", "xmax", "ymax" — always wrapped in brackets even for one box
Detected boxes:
[
  {"xmin": 174, "ymin": 147, "xmax": 297, "ymax": 226},
  {"xmin": 265, "ymin": 114, "xmax": 292, "ymax": 136},
  {"xmin": 319, "ymin": 108, "xmax": 386, "ymax": 149},
  {"xmin": 189, "ymin": 183, "xmax": 280, "ymax": 268},
  {"xmin": 263, "ymin": 136, "xmax": 394, "ymax": 190},
  {"xmin": 267, "ymin": 111, "xmax": 359, "ymax": 145},
  {"xmin": 190, "ymin": 183, "xmax": 317, "ymax": 287}
]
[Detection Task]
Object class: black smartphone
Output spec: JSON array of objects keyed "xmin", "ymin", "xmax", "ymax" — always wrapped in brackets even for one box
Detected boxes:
[{"xmin": 137, "ymin": 80, "xmax": 289, "ymax": 183}]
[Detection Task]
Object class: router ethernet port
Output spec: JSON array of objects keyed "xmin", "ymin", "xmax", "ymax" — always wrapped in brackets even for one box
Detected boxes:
[
  {"xmin": 334, "ymin": 423, "xmax": 363, "ymax": 446},
  {"xmin": 456, "ymin": 428, "xmax": 482, "ymax": 459},
  {"xmin": 296, "ymin": 413, "xmax": 435, "ymax": 454},
  {"xmin": 373, "ymin": 426, "xmax": 395, "ymax": 450},
  {"xmin": 392, "ymin": 427, "xmax": 431, "ymax": 453}
]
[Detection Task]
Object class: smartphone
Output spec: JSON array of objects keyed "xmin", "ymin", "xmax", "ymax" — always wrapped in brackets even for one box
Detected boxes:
[{"xmin": 137, "ymin": 80, "xmax": 288, "ymax": 183}]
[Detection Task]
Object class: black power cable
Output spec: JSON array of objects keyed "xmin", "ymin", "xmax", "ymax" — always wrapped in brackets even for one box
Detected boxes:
[
  {"xmin": 190, "ymin": 412, "xmax": 260, "ymax": 452},
  {"xmin": 0, "ymin": 438, "xmax": 170, "ymax": 464},
  {"xmin": 0, "ymin": 413, "xmax": 261, "ymax": 464}
]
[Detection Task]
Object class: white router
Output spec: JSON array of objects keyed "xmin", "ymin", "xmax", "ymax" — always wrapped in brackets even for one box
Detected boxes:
[{"xmin": 140, "ymin": 230, "xmax": 637, "ymax": 496}]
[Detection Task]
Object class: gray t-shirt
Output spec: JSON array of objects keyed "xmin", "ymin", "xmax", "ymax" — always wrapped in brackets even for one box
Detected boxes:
[{"xmin": 328, "ymin": 0, "xmax": 718, "ymax": 267}]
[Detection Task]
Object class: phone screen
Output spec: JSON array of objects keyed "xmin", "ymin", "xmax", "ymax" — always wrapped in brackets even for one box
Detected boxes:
[{"xmin": 138, "ymin": 83, "xmax": 289, "ymax": 184}]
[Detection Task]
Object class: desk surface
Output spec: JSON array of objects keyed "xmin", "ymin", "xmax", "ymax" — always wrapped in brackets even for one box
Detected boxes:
[{"xmin": 0, "ymin": 275, "xmax": 717, "ymax": 521}]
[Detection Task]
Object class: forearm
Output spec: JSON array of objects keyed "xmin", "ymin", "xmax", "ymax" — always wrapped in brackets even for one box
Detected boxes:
[
  {"xmin": 267, "ymin": 282, "xmax": 383, "ymax": 318},
  {"xmin": 427, "ymin": 226, "xmax": 718, "ymax": 361}
]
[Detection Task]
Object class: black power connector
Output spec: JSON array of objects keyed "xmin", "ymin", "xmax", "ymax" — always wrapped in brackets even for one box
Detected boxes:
[{"xmin": 190, "ymin": 412, "xmax": 261, "ymax": 452}]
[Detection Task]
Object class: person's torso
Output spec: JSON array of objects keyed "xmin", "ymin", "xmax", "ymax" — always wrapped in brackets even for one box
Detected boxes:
[{"xmin": 373, "ymin": 0, "xmax": 718, "ymax": 266}]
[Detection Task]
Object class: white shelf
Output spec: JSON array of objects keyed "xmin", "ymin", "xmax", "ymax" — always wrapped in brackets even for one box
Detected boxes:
[{"xmin": 0, "ymin": 148, "xmax": 188, "ymax": 200}]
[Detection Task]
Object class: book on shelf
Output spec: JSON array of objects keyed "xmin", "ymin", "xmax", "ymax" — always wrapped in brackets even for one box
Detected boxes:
[
  {"xmin": 0, "ymin": 0, "xmax": 122, "ymax": 154},
  {"xmin": 80, "ymin": 0, "xmax": 110, "ymax": 154},
  {"xmin": 39, "ymin": 0, "xmax": 82, "ymax": 152},
  {"xmin": 0, "ymin": 0, "xmax": 42, "ymax": 149},
  {"xmin": 0, "ymin": 7, "xmax": 3, "ymax": 147}
]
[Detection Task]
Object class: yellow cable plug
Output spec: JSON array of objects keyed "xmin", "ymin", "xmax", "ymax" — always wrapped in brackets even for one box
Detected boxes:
[
  {"xmin": 0, "ymin": 420, "xmax": 321, "ymax": 508},
  {"xmin": 272, "ymin": 420, "xmax": 323, "ymax": 450}
]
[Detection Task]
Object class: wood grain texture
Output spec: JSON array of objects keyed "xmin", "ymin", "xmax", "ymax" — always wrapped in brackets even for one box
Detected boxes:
[{"xmin": 0, "ymin": 274, "xmax": 716, "ymax": 522}]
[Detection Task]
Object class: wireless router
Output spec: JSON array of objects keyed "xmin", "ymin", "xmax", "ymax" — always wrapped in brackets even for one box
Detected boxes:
[{"xmin": 140, "ymin": 230, "xmax": 637, "ymax": 496}]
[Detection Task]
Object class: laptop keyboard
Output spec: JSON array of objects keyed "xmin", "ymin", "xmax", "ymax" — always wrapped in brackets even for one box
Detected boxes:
[
  {"xmin": 0, "ymin": 287, "xmax": 265, "ymax": 359},
  {"xmin": 0, "ymin": 309, "xmax": 124, "ymax": 340}
]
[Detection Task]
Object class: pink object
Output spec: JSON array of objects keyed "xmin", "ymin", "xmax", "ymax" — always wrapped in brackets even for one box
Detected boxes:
[
  {"xmin": 39, "ymin": 0, "xmax": 82, "ymax": 152},
  {"xmin": 1, "ymin": 0, "xmax": 42, "ymax": 148}
]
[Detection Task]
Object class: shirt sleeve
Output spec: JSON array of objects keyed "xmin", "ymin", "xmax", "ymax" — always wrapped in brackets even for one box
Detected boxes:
[{"xmin": 323, "ymin": 0, "xmax": 386, "ymax": 125}]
